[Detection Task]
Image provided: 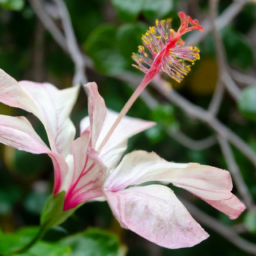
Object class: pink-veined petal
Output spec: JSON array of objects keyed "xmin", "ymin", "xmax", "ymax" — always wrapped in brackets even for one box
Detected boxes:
[
  {"xmin": 81, "ymin": 110, "xmax": 155, "ymax": 168},
  {"xmin": 202, "ymin": 195, "xmax": 245, "ymax": 220},
  {"xmin": 104, "ymin": 150, "xmax": 245, "ymax": 218},
  {"xmin": 0, "ymin": 69, "xmax": 38, "ymax": 115},
  {"xmin": 105, "ymin": 185, "xmax": 208, "ymax": 249},
  {"xmin": 0, "ymin": 70, "xmax": 79, "ymax": 157},
  {"xmin": 0, "ymin": 114, "xmax": 68, "ymax": 195},
  {"xmin": 19, "ymin": 81, "xmax": 79, "ymax": 157},
  {"xmin": 64, "ymin": 132, "xmax": 106, "ymax": 210},
  {"xmin": 85, "ymin": 82, "xmax": 107, "ymax": 148},
  {"xmin": 0, "ymin": 114, "xmax": 49, "ymax": 154}
]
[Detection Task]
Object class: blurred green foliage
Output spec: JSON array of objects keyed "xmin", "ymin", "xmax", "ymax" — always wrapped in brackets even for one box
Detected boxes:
[
  {"xmin": 238, "ymin": 85, "xmax": 256, "ymax": 121},
  {"xmin": 0, "ymin": 0, "xmax": 256, "ymax": 255},
  {"xmin": 0, "ymin": 0, "xmax": 24, "ymax": 11}
]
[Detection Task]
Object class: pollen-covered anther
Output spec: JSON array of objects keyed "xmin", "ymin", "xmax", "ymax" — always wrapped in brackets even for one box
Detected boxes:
[{"xmin": 132, "ymin": 12, "xmax": 203, "ymax": 82}]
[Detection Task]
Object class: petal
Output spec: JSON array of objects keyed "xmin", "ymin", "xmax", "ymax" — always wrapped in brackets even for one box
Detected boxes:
[
  {"xmin": 85, "ymin": 82, "xmax": 107, "ymax": 148},
  {"xmin": 0, "ymin": 114, "xmax": 49, "ymax": 154},
  {"xmin": 0, "ymin": 69, "xmax": 38, "ymax": 114},
  {"xmin": 105, "ymin": 185, "xmax": 209, "ymax": 249},
  {"xmin": 203, "ymin": 195, "xmax": 246, "ymax": 220},
  {"xmin": 0, "ymin": 70, "xmax": 78, "ymax": 157},
  {"xmin": 104, "ymin": 150, "xmax": 245, "ymax": 218},
  {"xmin": 19, "ymin": 81, "xmax": 79, "ymax": 157},
  {"xmin": 105, "ymin": 150, "xmax": 232, "ymax": 200},
  {"xmin": 0, "ymin": 114, "xmax": 68, "ymax": 195},
  {"xmin": 64, "ymin": 132, "xmax": 106, "ymax": 210},
  {"xmin": 81, "ymin": 110, "xmax": 155, "ymax": 168}
]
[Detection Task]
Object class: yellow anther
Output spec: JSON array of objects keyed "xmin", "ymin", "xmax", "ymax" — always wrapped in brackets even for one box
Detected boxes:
[
  {"xmin": 167, "ymin": 18, "xmax": 172, "ymax": 23},
  {"xmin": 155, "ymin": 19, "xmax": 159, "ymax": 26},
  {"xmin": 138, "ymin": 46, "xmax": 144, "ymax": 53},
  {"xmin": 149, "ymin": 27, "xmax": 155, "ymax": 34}
]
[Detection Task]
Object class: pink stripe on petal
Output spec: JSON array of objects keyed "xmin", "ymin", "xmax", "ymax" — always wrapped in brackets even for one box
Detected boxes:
[
  {"xmin": 64, "ymin": 133, "xmax": 106, "ymax": 210},
  {"xmin": 0, "ymin": 114, "xmax": 68, "ymax": 195}
]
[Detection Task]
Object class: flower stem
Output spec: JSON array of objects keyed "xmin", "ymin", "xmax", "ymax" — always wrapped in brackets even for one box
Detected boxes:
[
  {"xmin": 98, "ymin": 74, "xmax": 154, "ymax": 152},
  {"xmin": 9, "ymin": 224, "xmax": 48, "ymax": 255}
]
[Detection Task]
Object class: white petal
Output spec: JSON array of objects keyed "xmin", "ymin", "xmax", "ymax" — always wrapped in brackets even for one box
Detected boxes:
[
  {"xmin": 105, "ymin": 185, "xmax": 208, "ymax": 249},
  {"xmin": 105, "ymin": 150, "xmax": 231, "ymax": 199},
  {"xmin": 85, "ymin": 82, "xmax": 107, "ymax": 148},
  {"xmin": 64, "ymin": 132, "xmax": 106, "ymax": 210},
  {"xmin": 0, "ymin": 114, "xmax": 68, "ymax": 195},
  {"xmin": 104, "ymin": 150, "xmax": 245, "ymax": 218},
  {"xmin": 0, "ymin": 114, "xmax": 49, "ymax": 154},
  {"xmin": 81, "ymin": 110, "xmax": 155, "ymax": 168},
  {"xmin": 19, "ymin": 81, "xmax": 79, "ymax": 157},
  {"xmin": 0, "ymin": 69, "xmax": 79, "ymax": 157}
]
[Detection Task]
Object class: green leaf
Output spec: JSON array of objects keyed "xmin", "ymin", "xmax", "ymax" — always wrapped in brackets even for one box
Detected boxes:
[
  {"xmin": 111, "ymin": 0, "xmax": 144, "ymax": 22},
  {"xmin": 111, "ymin": 0, "xmax": 173, "ymax": 21},
  {"xmin": 0, "ymin": 0, "xmax": 24, "ymax": 11},
  {"xmin": 0, "ymin": 227, "xmax": 38, "ymax": 255},
  {"xmin": 40, "ymin": 192, "xmax": 79, "ymax": 230},
  {"xmin": 0, "ymin": 227, "xmax": 71, "ymax": 256},
  {"xmin": 24, "ymin": 242, "xmax": 71, "ymax": 256},
  {"xmin": 238, "ymin": 85, "xmax": 256, "ymax": 121},
  {"xmin": 145, "ymin": 125, "xmax": 165, "ymax": 144},
  {"xmin": 244, "ymin": 209, "xmax": 256, "ymax": 234},
  {"xmin": 222, "ymin": 26, "xmax": 254, "ymax": 70},
  {"xmin": 117, "ymin": 23, "xmax": 147, "ymax": 62},
  {"xmin": 60, "ymin": 228, "xmax": 126, "ymax": 256},
  {"xmin": 85, "ymin": 25, "xmax": 127, "ymax": 75},
  {"xmin": 142, "ymin": 0, "xmax": 173, "ymax": 20},
  {"xmin": 151, "ymin": 104, "xmax": 176, "ymax": 126}
]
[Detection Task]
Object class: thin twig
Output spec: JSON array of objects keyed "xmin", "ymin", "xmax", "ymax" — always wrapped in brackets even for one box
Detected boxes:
[
  {"xmin": 186, "ymin": 0, "xmax": 249, "ymax": 46},
  {"xmin": 30, "ymin": 0, "xmax": 87, "ymax": 85},
  {"xmin": 182, "ymin": 198, "xmax": 256, "ymax": 255},
  {"xmin": 208, "ymin": 0, "xmax": 225, "ymax": 116},
  {"xmin": 230, "ymin": 68, "xmax": 256, "ymax": 85},
  {"xmin": 126, "ymin": 77, "xmax": 217, "ymax": 151},
  {"xmin": 53, "ymin": 0, "xmax": 87, "ymax": 85},
  {"xmin": 29, "ymin": 0, "xmax": 68, "ymax": 53},
  {"xmin": 153, "ymin": 77, "xmax": 256, "ymax": 168},
  {"xmin": 209, "ymin": 0, "xmax": 241, "ymax": 102},
  {"xmin": 118, "ymin": 71, "xmax": 256, "ymax": 168},
  {"xmin": 222, "ymin": 71, "xmax": 241, "ymax": 101},
  {"xmin": 168, "ymin": 130, "xmax": 217, "ymax": 150},
  {"xmin": 217, "ymin": 136, "xmax": 254, "ymax": 210}
]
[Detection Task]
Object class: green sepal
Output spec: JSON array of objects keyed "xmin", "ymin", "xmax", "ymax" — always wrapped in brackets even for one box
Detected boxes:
[{"xmin": 40, "ymin": 191, "xmax": 81, "ymax": 230}]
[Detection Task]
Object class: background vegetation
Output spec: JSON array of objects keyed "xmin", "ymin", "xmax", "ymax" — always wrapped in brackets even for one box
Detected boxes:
[{"xmin": 0, "ymin": 0, "xmax": 256, "ymax": 255}]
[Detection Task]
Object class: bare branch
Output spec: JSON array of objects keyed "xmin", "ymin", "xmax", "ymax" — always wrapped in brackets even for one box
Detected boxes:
[
  {"xmin": 125, "ymin": 74, "xmax": 217, "ymax": 151},
  {"xmin": 182, "ymin": 198, "xmax": 256, "ymax": 255},
  {"xmin": 222, "ymin": 71, "xmax": 241, "ymax": 100},
  {"xmin": 153, "ymin": 77, "xmax": 256, "ymax": 168},
  {"xmin": 29, "ymin": 0, "xmax": 68, "ymax": 53},
  {"xmin": 30, "ymin": 0, "xmax": 87, "ymax": 85},
  {"xmin": 217, "ymin": 136, "xmax": 254, "ymax": 209},
  {"xmin": 168, "ymin": 130, "xmax": 217, "ymax": 150},
  {"xmin": 53, "ymin": 0, "xmax": 87, "ymax": 85},
  {"xmin": 208, "ymin": 81, "xmax": 225, "ymax": 116},
  {"xmin": 186, "ymin": 0, "xmax": 249, "ymax": 46},
  {"xmin": 230, "ymin": 68, "xmax": 256, "ymax": 85},
  {"xmin": 209, "ymin": 0, "xmax": 241, "ymax": 102}
]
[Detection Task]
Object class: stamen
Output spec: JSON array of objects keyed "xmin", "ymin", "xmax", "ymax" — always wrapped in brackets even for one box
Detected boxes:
[{"xmin": 98, "ymin": 12, "xmax": 203, "ymax": 152}]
